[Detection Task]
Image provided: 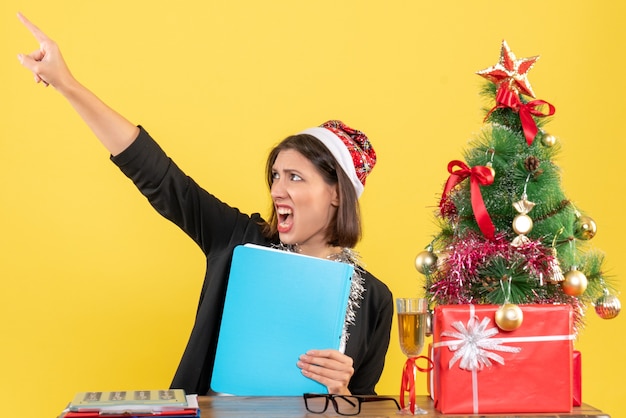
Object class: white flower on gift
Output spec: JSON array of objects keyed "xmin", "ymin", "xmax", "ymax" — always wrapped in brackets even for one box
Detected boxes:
[{"xmin": 441, "ymin": 316, "xmax": 522, "ymax": 371}]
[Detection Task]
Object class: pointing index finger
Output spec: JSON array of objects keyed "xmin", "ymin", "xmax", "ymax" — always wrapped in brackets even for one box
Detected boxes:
[{"xmin": 17, "ymin": 12, "xmax": 50, "ymax": 44}]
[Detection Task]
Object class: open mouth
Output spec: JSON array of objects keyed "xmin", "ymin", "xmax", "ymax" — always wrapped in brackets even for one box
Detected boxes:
[{"xmin": 277, "ymin": 207, "xmax": 293, "ymax": 232}]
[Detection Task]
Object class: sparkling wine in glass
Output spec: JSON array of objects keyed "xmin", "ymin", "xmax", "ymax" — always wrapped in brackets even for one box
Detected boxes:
[{"xmin": 396, "ymin": 298, "xmax": 428, "ymax": 415}]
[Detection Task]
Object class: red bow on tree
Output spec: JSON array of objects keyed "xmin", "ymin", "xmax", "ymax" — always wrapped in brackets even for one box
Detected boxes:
[
  {"xmin": 486, "ymin": 84, "xmax": 555, "ymax": 146},
  {"xmin": 440, "ymin": 160, "xmax": 495, "ymax": 240}
]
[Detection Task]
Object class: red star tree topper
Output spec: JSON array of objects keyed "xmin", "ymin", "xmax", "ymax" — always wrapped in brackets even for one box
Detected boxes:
[{"xmin": 476, "ymin": 40, "xmax": 539, "ymax": 98}]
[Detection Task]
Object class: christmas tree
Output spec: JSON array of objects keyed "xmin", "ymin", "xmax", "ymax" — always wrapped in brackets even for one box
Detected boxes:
[{"xmin": 418, "ymin": 40, "xmax": 620, "ymax": 332}]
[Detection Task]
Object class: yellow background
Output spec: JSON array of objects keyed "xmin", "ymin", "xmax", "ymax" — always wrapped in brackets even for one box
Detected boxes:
[{"xmin": 1, "ymin": 1, "xmax": 624, "ymax": 417}]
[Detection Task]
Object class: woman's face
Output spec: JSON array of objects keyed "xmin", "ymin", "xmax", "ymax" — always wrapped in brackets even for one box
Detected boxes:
[{"xmin": 270, "ymin": 149, "xmax": 339, "ymax": 255}]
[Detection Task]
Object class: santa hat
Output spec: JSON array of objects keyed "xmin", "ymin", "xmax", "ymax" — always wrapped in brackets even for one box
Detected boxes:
[{"xmin": 299, "ymin": 120, "xmax": 376, "ymax": 198}]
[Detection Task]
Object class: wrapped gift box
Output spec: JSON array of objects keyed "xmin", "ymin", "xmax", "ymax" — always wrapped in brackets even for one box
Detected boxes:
[
  {"xmin": 428, "ymin": 345, "xmax": 582, "ymax": 407},
  {"xmin": 432, "ymin": 304, "xmax": 574, "ymax": 414},
  {"xmin": 427, "ymin": 344, "xmax": 435, "ymax": 400},
  {"xmin": 573, "ymin": 350, "xmax": 582, "ymax": 406}
]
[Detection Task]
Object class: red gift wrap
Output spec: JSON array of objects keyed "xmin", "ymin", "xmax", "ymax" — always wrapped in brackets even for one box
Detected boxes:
[
  {"xmin": 573, "ymin": 350, "xmax": 582, "ymax": 406},
  {"xmin": 432, "ymin": 304, "xmax": 574, "ymax": 414},
  {"xmin": 426, "ymin": 344, "xmax": 435, "ymax": 400}
]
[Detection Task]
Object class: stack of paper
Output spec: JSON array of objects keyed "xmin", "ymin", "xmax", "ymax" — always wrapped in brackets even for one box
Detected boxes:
[{"xmin": 57, "ymin": 390, "xmax": 199, "ymax": 418}]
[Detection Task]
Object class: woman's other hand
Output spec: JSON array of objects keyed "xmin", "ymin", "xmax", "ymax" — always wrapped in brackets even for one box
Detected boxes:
[{"xmin": 298, "ymin": 349, "xmax": 354, "ymax": 395}]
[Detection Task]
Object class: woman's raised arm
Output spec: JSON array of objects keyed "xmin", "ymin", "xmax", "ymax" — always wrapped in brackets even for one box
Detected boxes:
[{"xmin": 16, "ymin": 13, "xmax": 139, "ymax": 156}]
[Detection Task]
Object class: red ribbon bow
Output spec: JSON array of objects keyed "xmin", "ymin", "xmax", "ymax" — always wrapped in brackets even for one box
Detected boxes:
[
  {"xmin": 440, "ymin": 160, "xmax": 495, "ymax": 240},
  {"xmin": 400, "ymin": 356, "xmax": 434, "ymax": 414},
  {"xmin": 486, "ymin": 84, "xmax": 556, "ymax": 146}
]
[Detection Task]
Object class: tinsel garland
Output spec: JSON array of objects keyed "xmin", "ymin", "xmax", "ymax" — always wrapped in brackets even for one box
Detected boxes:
[{"xmin": 427, "ymin": 230, "xmax": 585, "ymax": 331}]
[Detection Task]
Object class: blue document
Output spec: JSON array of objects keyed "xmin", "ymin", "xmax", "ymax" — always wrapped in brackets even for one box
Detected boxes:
[{"xmin": 211, "ymin": 244, "xmax": 354, "ymax": 395}]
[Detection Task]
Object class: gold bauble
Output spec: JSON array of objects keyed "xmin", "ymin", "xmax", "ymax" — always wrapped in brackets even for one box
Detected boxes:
[
  {"xmin": 495, "ymin": 303, "xmax": 524, "ymax": 331},
  {"xmin": 594, "ymin": 294, "xmax": 621, "ymax": 319},
  {"xmin": 562, "ymin": 269, "xmax": 588, "ymax": 296},
  {"xmin": 541, "ymin": 133, "xmax": 557, "ymax": 147},
  {"xmin": 486, "ymin": 162, "xmax": 496, "ymax": 179},
  {"xmin": 512, "ymin": 214, "xmax": 534, "ymax": 235},
  {"xmin": 574, "ymin": 215, "xmax": 597, "ymax": 240},
  {"xmin": 415, "ymin": 250, "xmax": 438, "ymax": 274}
]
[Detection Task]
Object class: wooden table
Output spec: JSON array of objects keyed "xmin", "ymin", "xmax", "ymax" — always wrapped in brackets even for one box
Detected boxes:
[{"xmin": 198, "ymin": 396, "xmax": 610, "ymax": 417}]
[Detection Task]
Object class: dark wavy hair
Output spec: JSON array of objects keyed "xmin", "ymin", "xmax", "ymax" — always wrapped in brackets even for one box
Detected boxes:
[{"xmin": 262, "ymin": 133, "xmax": 361, "ymax": 248}]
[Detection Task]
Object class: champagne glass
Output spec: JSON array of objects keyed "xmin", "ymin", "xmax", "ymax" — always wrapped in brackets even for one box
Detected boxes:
[{"xmin": 396, "ymin": 297, "xmax": 428, "ymax": 415}]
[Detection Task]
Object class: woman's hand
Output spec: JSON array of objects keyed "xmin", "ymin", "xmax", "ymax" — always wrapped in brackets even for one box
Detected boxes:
[
  {"xmin": 298, "ymin": 349, "xmax": 354, "ymax": 395},
  {"xmin": 16, "ymin": 12, "xmax": 139, "ymax": 155},
  {"xmin": 17, "ymin": 12, "xmax": 77, "ymax": 92}
]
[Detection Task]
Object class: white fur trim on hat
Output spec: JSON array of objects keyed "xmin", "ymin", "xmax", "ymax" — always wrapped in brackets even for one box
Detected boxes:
[{"xmin": 299, "ymin": 127, "xmax": 364, "ymax": 198}]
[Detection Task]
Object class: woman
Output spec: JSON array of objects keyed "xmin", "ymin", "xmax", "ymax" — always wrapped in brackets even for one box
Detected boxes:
[{"xmin": 16, "ymin": 13, "xmax": 393, "ymax": 396}]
